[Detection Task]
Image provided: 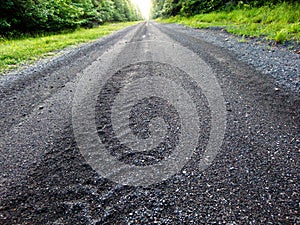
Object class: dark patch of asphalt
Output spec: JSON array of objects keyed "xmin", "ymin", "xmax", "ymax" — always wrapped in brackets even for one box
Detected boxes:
[{"xmin": 0, "ymin": 22, "xmax": 299, "ymax": 224}]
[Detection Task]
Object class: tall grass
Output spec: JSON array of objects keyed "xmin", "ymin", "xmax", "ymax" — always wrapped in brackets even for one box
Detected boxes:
[
  {"xmin": 0, "ymin": 22, "xmax": 138, "ymax": 74},
  {"xmin": 158, "ymin": 2, "xmax": 300, "ymax": 43}
]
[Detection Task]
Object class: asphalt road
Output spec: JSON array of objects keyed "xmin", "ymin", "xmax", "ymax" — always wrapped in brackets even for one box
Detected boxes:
[{"xmin": 0, "ymin": 22, "xmax": 299, "ymax": 224}]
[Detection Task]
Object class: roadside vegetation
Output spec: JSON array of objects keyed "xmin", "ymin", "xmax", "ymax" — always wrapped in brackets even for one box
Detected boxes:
[
  {"xmin": 0, "ymin": 22, "xmax": 138, "ymax": 73},
  {"xmin": 154, "ymin": 1, "xmax": 300, "ymax": 43},
  {"xmin": 0, "ymin": 0, "xmax": 141, "ymax": 36},
  {"xmin": 0, "ymin": 0, "xmax": 142, "ymax": 74}
]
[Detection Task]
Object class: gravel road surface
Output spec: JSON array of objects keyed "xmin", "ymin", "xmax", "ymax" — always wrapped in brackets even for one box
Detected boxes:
[{"xmin": 0, "ymin": 21, "xmax": 299, "ymax": 224}]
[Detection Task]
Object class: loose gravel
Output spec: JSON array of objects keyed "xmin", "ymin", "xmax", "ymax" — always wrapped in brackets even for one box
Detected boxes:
[
  {"xmin": 0, "ymin": 22, "xmax": 299, "ymax": 224},
  {"xmin": 160, "ymin": 23, "xmax": 300, "ymax": 93}
]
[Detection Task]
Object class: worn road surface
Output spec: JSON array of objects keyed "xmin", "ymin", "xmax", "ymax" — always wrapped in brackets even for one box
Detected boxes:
[{"xmin": 0, "ymin": 22, "xmax": 299, "ymax": 224}]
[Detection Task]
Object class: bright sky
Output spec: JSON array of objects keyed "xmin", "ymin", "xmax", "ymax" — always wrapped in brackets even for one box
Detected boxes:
[{"xmin": 131, "ymin": 0, "xmax": 152, "ymax": 20}]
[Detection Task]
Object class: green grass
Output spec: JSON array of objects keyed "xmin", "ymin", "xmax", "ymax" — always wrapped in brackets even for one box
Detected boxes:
[
  {"xmin": 157, "ymin": 2, "xmax": 300, "ymax": 43},
  {"xmin": 0, "ymin": 21, "xmax": 139, "ymax": 74}
]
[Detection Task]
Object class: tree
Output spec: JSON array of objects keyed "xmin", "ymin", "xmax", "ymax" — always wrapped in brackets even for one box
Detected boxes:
[
  {"xmin": 0, "ymin": 0, "xmax": 141, "ymax": 35},
  {"xmin": 151, "ymin": 0, "xmax": 299, "ymax": 18}
]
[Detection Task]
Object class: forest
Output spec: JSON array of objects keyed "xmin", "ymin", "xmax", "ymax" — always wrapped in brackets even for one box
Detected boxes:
[
  {"xmin": 152, "ymin": 0, "xmax": 299, "ymax": 18},
  {"xmin": 0, "ymin": 0, "xmax": 141, "ymax": 35},
  {"xmin": 0, "ymin": 0, "xmax": 299, "ymax": 37}
]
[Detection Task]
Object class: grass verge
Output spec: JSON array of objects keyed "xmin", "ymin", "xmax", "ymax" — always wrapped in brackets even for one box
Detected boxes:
[
  {"xmin": 157, "ymin": 2, "xmax": 300, "ymax": 44},
  {"xmin": 0, "ymin": 21, "xmax": 139, "ymax": 74}
]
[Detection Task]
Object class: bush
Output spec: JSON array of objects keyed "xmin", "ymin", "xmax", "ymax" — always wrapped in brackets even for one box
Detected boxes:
[{"xmin": 152, "ymin": 0, "xmax": 300, "ymax": 18}]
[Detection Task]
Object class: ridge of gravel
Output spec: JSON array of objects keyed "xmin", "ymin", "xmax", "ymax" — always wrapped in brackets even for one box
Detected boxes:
[{"xmin": 161, "ymin": 23, "xmax": 300, "ymax": 93}]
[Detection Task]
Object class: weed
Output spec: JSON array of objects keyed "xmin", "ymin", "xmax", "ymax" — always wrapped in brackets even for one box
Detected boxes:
[
  {"xmin": 238, "ymin": 35, "xmax": 247, "ymax": 43},
  {"xmin": 275, "ymin": 29, "xmax": 288, "ymax": 44}
]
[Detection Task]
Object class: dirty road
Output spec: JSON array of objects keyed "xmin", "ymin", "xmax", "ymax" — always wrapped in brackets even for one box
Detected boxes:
[{"xmin": 0, "ymin": 22, "xmax": 299, "ymax": 224}]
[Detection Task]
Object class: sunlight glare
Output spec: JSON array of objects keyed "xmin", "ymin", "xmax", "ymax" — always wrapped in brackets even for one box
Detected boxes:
[{"xmin": 131, "ymin": 0, "xmax": 152, "ymax": 20}]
